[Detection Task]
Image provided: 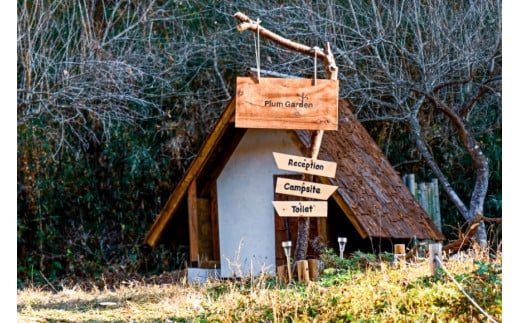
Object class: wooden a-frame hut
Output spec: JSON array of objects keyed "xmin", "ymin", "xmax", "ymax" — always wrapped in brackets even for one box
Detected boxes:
[{"xmin": 143, "ymin": 97, "xmax": 444, "ymax": 281}]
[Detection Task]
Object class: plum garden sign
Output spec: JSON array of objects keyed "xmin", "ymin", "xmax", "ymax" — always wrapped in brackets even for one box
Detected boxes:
[{"xmin": 235, "ymin": 77, "xmax": 339, "ymax": 130}]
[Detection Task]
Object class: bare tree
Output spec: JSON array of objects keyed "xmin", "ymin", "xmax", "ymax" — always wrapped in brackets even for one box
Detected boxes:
[
  {"xmin": 17, "ymin": 0, "xmax": 236, "ymax": 157},
  {"xmin": 17, "ymin": 0, "xmax": 246, "ymax": 279},
  {"xmin": 18, "ymin": 1, "xmax": 159, "ymax": 150},
  {"xmin": 334, "ymin": 0, "xmax": 501, "ymax": 247}
]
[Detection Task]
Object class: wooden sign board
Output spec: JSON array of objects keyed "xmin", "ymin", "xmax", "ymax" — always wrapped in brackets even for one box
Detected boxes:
[
  {"xmin": 275, "ymin": 177, "xmax": 338, "ymax": 200},
  {"xmin": 273, "ymin": 152, "xmax": 337, "ymax": 178},
  {"xmin": 272, "ymin": 201, "xmax": 328, "ymax": 217},
  {"xmin": 235, "ymin": 77, "xmax": 339, "ymax": 130}
]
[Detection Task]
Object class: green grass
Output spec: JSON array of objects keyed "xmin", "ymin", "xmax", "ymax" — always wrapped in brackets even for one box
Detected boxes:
[{"xmin": 17, "ymin": 250, "xmax": 501, "ymax": 322}]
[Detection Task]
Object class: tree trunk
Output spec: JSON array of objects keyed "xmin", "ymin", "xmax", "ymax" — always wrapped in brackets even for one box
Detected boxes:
[{"xmin": 409, "ymin": 95, "xmax": 490, "ymax": 248}]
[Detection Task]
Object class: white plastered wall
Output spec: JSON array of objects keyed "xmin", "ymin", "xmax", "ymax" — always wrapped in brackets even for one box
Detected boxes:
[{"xmin": 217, "ymin": 128, "xmax": 301, "ymax": 278}]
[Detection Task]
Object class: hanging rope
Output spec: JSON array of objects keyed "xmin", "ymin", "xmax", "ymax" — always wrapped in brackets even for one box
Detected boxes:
[
  {"xmin": 253, "ymin": 18, "xmax": 262, "ymax": 79},
  {"xmin": 435, "ymin": 255, "xmax": 498, "ymax": 323},
  {"xmin": 313, "ymin": 46, "xmax": 320, "ymax": 85}
]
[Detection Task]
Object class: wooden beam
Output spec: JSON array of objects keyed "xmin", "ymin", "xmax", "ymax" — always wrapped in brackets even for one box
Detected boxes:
[
  {"xmin": 187, "ymin": 180, "xmax": 199, "ymax": 267},
  {"xmin": 317, "ymin": 217, "xmax": 327, "ymax": 242},
  {"xmin": 234, "ymin": 12, "xmax": 338, "ymax": 80},
  {"xmin": 210, "ymin": 183, "xmax": 220, "ymax": 263},
  {"xmin": 143, "ymin": 98, "xmax": 236, "ymax": 248}
]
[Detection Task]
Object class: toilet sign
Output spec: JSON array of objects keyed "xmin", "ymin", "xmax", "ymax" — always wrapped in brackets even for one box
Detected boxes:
[
  {"xmin": 272, "ymin": 152, "xmax": 338, "ymax": 218},
  {"xmin": 235, "ymin": 77, "xmax": 339, "ymax": 130},
  {"xmin": 272, "ymin": 201, "xmax": 328, "ymax": 217}
]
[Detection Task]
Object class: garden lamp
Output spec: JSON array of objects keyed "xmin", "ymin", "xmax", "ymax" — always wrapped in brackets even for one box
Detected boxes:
[
  {"xmin": 282, "ymin": 241, "xmax": 292, "ymax": 282},
  {"xmin": 338, "ymin": 237, "xmax": 347, "ymax": 259}
]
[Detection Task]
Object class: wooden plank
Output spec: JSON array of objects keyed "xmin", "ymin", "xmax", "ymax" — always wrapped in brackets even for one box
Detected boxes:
[
  {"xmin": 235, "ymin": 77, "xmax": 338, "ymax": 130},
  {"xmin": 272, "ymin": 201, "xmax": 327, "ymax": 217},
  {"xmin": 273, "ymin": 151, "xmax": 337, "ymax": 178},
  {"xmin": 187, "ymin": 181, "xmax": 199, "ymax": 267},
  {"xmin": 317, "ymin": 217, "xmax": 327, "ymax": 242},
  {"xmin": 275, "ymin": 177, "xmax": 337, "ymax": 200}
]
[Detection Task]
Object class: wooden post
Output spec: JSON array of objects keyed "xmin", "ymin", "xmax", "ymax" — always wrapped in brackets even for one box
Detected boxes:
[
  {"xmin": 425, "ymin": 183, "xmax": 432, "ymax": 216},
  {"xmin": 429, "ymin": 243, "xmax": 443, "ymax": 277},
  {"xmin": 432, "ymin": 178, "xmax": 442, "ymax": 231},
  {"xmin": 297, "ymin": 260, "xmax": 310, "ymax": 283},
  {"xmin": 394, "ymin": 244, "xmax": 406, "ymax": 266},
  {"xmin": 404, "ymin": 173, "xmax": 416, "ymax": 197},
  {"xmin": 308, "ymin": 259, "xmax": 319, "ymax": 281},
  {"xmin": 418, "ymin": 182, "xmax": 427, "ymax": 214},
  {"xmin": 277, "ymin": 265, "xmax": 288, "ymax": 284},
  {"xmin": 187, "ymin": 181, "xmax": 199, "ymax": 267}
]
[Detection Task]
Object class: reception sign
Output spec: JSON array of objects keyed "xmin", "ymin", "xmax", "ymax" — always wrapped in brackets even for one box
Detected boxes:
[{"xmin": 273, "ymin": 152, "xmax": 337, "ymax": 178}]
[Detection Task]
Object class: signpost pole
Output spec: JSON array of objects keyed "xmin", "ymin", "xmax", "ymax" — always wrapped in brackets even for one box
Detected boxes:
[{"xmin": 234, "ymin": 11, "xmax": 338, "ymax": 266}]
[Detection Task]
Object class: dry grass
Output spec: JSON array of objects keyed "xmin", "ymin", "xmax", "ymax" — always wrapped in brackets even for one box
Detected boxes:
[
  {"xmin": 17, "ymin": 279, "xmax": 207, "ymax": 322},
  {"xmin": 17, "ymin": 250, "xmax": 501, "ymax": 323}
]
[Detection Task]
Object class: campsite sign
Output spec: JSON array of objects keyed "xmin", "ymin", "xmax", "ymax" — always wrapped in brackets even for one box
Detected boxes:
[
  {"xmin": 235, "ymin": 77, "xmax": 338, "ymax": 130},
  {"xmin": 275, "ymin": 177, "xmax": 338, "ymax": 200}
]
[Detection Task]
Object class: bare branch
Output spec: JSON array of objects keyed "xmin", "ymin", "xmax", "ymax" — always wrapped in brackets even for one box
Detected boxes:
[{"xmin": 234, "ymin": 11, "xmax": 337, "ymax": 79}]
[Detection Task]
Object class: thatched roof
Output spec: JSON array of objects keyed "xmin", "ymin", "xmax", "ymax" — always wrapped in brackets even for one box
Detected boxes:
[
  {"xmin": 144, "ymin": 98, "xmax": 444, "ymax": 248},
  {"xmin": 295, "ymin": 101, "xmax": 444, "ymax": 240}
]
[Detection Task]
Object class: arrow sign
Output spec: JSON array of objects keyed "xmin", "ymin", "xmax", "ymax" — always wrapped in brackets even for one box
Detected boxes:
[
  {"xmin": 273, "ymin": 152, "xmax": 337, "ymax": 178},
  {"xmin": 275, "ymin": 177, "xmax": 338, "ymax": 200},
  {"xmin": 272, "ymin": 201, "xmax": 328, "ymax": 217}
]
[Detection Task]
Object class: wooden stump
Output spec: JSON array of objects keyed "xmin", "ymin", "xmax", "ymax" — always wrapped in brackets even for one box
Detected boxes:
[
  {"xmin": 277, "ymin": 265, "xmax": 288, "ymax": 284},
  {"xmin": 429, "ymin": 243, "xmax": 443, "ymax": 277},
  {"xmin": 308, "ymin": 259, "xmax": 319, "ymax": 281},
  {"xmin": 394, "ymin": 244, "xmax": 406, "ymax": 266},
  {"xmin": 297, "ymin": 260, "xmax": 310, "ymax": 283}
]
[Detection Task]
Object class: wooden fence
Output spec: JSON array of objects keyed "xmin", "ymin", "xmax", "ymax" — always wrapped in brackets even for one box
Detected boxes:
[{"xmin": 402, "ymin": 174, "xmax": 442, "ymax": 231}]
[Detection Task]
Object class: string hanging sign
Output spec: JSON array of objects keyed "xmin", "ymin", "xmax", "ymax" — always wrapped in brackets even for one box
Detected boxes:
[{"xmin": 235, "ymin": 28, "xmax": 339, "ymax": 130}]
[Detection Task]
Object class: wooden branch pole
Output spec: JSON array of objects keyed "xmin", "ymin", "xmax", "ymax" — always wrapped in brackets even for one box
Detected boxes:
[
  {"xmin": 234, "ymin": 12, "xmax": 338, "ymax": 80},
  {"xmin": 234, "ymin": 10, "xmax": 338, "ymax": 161},
  {"xmin": 234, "ymin": 12, "xmax": 338, "ymax": 265}
]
